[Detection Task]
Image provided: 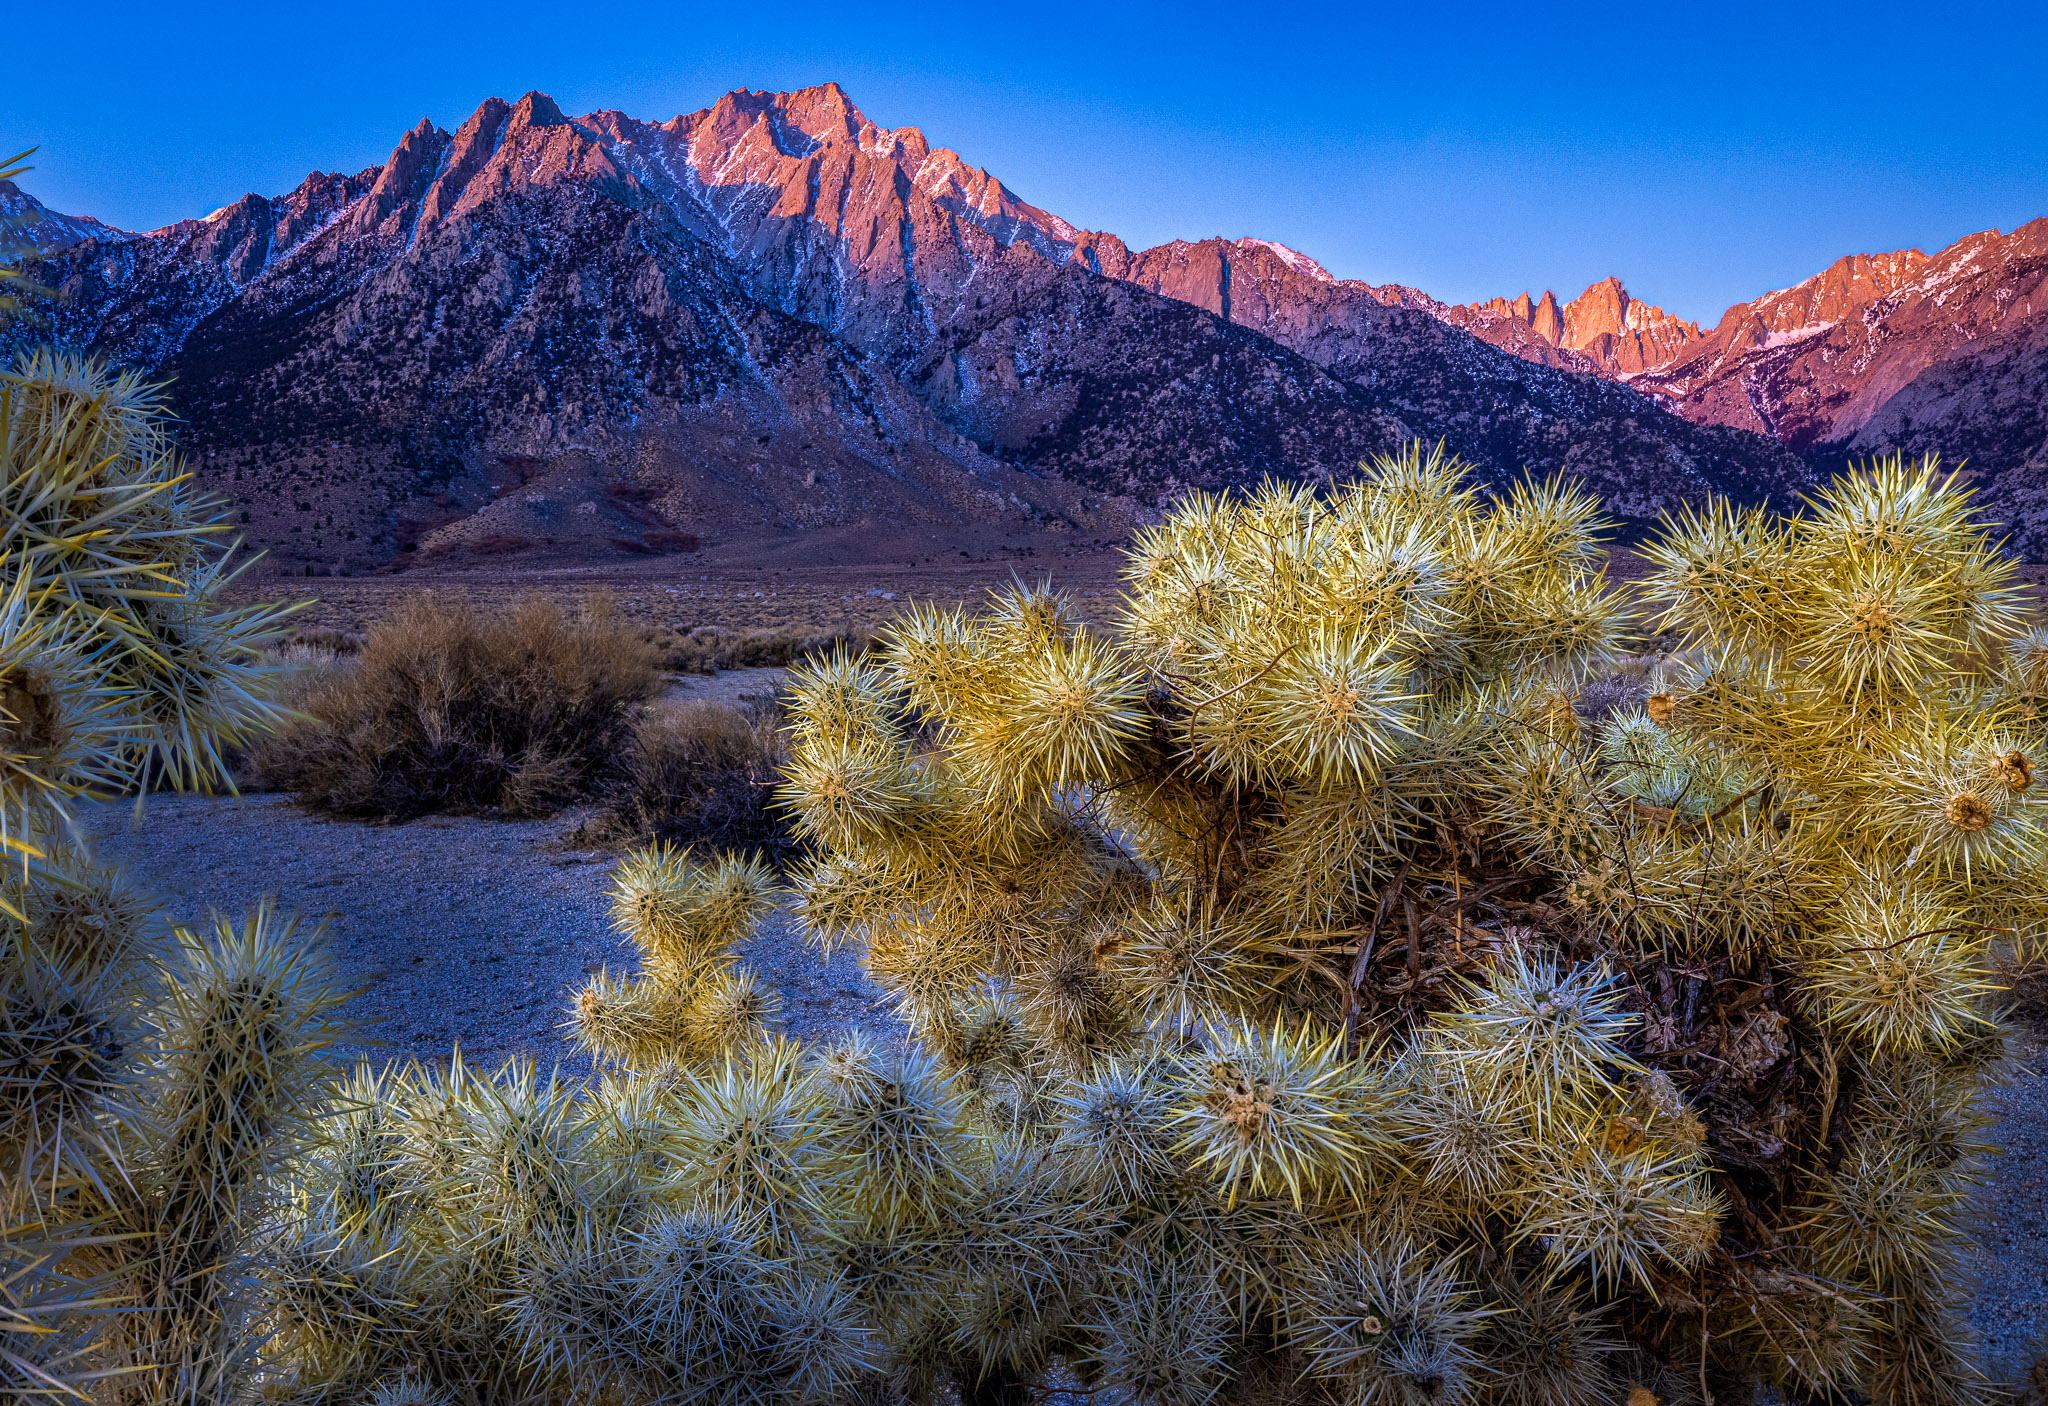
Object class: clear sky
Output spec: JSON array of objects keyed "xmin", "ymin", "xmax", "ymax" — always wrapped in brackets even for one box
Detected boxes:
[{"xmin": 7, "ymin": 0, "xmax": 2044, "ymax": 327}]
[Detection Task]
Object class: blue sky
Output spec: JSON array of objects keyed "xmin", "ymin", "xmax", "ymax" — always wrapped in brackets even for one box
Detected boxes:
[{"xmin": 7, "ymin": 0, "xmax": 2044, "ymax": 326}]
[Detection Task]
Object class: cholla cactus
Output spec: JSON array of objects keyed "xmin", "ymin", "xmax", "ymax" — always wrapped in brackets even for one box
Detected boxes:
[
  {"xmin": 0, "ymin": 346, "xmax": 341, "ymax": 1402},
  {"xmin": 761, "ymin": 442, "xmax": 2027, "ymax": 1403},
  {"xmin": 1, "ymin": 351, "xmax": 291, "ymax": 803},
  {"xmin": 569, "ymin": 844, "xmax": 779, "ymax": 1067},
  {"xmin": 7, "ymin": 363, "xmax": 2030, "ymax": 1405}
]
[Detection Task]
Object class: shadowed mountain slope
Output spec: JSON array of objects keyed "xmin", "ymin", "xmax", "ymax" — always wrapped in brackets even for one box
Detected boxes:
[{"xmin": 10, "ymin": 85, "xmax": 1810, "ymax": 570}]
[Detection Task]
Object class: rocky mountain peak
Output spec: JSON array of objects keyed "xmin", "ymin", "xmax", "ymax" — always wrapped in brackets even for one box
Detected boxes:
[
  {"xmin": 1564, "ymin": 277, "xmax": 1629, "ymax": 344},
  {"xmin": 1454, "ymin": 278, "xmax": 1697, "ymax": 375},
  {"xmin": 510, "ymin": 91, "xmax": 568, "ymax": 129},
  {"xmin": 1699, "ymin": 247, "xmax": 1935, "ymax": 357},
  {"xmin": 1558, "ymin": 278, "xmax": 1698, "ymax": 371},
  {"xmin": 0, "ymin": 81, "xmax": 1829, "ymax": 575},
  {"xmin": 1632, "ymin": 220, "xmax": 2048, "ymax": 470},
  {"xmin": 776, "ymin": 81, "xmax": 871, "ymax": 148},
  {"xmin": 403, "ymin": 92, "xmax": 627, "ymax": 231},
  {"xmin": 689, "ymin": 83, "xmax": 889, "ymax": 160},
  {"xmin": 347, "ymin": 117, "xmax": 449, "ymax": 237},
  {"xmin": 1234, "ymin": 239, "xmax": 1333, "ymax": 282}
]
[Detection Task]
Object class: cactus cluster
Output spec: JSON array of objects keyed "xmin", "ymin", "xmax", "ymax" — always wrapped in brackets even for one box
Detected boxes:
[
  {"xmin": 2, "ymin": 336, "xmax": 2032, "ymax": 1406},
  {"xmin": 1, "ymin": 349, "xmax": 342, "ymax": 1402},
  {"xmin": 1, "ymin": 347, "xmax": 289, "ymax": 823},
  {"xmin": 305, "ymin": 449, "xmax": 2019, "ymax": 1403},
  {"xmin": 759, "ymin": 444, "xmax": 2029, "ymax": 1403}
]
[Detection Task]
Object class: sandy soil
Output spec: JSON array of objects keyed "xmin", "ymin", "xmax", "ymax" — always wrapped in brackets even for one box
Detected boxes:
[
  {"xmin": 1970, "ymin": 1022, "xmax": 2048, "ymax": 1376},
  {"xmin": 240, "ymin": 529, "xmax": 1134, "ymax": 637},
  {"xmin": 73, "ymin": 792, "xmax": 897, "ymax": 1077}
]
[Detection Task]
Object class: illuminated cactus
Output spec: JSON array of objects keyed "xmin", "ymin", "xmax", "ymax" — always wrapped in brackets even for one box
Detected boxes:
[
  {"xmin": 0, "ymin": 345, "xmax": 333, "ymax": 1403},
  {"xmin": 769, "ymin": 442, "xmax": 2025, "ymax": 1403},
  {"xmin": 3, "ymin": 336, "xmax": 2028, "ymax": 1406}
]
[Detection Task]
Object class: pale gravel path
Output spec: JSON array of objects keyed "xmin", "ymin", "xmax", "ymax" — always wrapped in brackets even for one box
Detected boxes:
[
  {"xmin": 1970, "ymin": 1022, "xmax": 2048, "ymax": 1377},
  {"xmin": 658, "ymin": 665, "xmax": 790, "ymax": 707},
  {"xmin": 71, "ymin": 793, "xmax": 897, "ymax": 1078}
]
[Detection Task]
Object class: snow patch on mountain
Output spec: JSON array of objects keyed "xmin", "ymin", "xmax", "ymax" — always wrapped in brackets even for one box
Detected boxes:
[{"xmin": 1238, "ymin": 239, "xmax": 1333, "ymax": 282}]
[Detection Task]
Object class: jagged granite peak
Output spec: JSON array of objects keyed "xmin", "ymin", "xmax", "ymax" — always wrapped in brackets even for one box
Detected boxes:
[
  {"xmin": 8, "ymin": 83, "xmax": 1813, "ymax": 571},
  {"xmin": 1452, "ymin": 279, "xmax": 1701, "ymax": 375},
  {"xmin": 343, "ymin": 117, "xmax": 449, "ymax": 238},
  {"xmin": 652, "ymin": 82, "xmax": 1082, "ymax": 258},
  {"xmin": 1435, "ymin": 227, "xmax": 2048, "ymax": 499},
  {"xmin": 511, "ymin": 91, "xmax": 569, "ymax": 128},
  {"xmin": 416, "ymin": 99, "xmax": 506, "ymax": 227},
  {"xmin": 1633, "ymin": 222, "xmax": 2048, "ymax": 454},
  {"xmin": 1, "ymin": 180, "xmax": 128, "ymax": 254},
  {"xmin": 1235, "ymin": 239, "xmax": 1334, "ymax": 282}
]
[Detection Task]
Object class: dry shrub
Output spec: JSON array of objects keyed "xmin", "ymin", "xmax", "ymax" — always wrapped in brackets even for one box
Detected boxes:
[
  {"xmin": 247, "ymin": 593, "xmax": 662, "ymax": 818},
  {"xmin": 282, "ymin": 627, "xmax": 362, "ymax": 655},
  {"xmin": 576, "ymin": 700, "xmax": 790, "ymax": 852},
  {"xmin": 658, "ymin": 624, "xmax": 870, "ymax": 674},
  {"xmin": 229, "ymin": 646, "xmax": 348, "ymax": 790}
]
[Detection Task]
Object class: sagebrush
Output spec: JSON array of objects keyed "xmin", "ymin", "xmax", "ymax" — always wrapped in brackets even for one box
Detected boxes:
[
  {"xmin": 657, "ymin": 624, "xmax": 872, "ymax": 675},
  {"xmin": 245, "ymin": 593, "xmax": 663, "ymax": 818},
  {"xmin": 572, "ymin": 700, "xmax": 790, "ymax": 853}
]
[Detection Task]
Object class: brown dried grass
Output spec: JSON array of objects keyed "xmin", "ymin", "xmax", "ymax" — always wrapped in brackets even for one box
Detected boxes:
[
  {"xmin": 572, "ymin": 700, "xmax": 790, "ymax": 854},
  {"xmin": 244, "ymin": 593, "xmax": 663, "ymax": 818}
]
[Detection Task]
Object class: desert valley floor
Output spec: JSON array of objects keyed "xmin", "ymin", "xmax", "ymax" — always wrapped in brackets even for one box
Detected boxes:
[
  {"xmin": 251, "ymin": 525, "xmax": 2048, "ymax": 639},
  {"xmin": 76, "ymin": 777, "xmax": 2048, "ymax": 1381},
  {"xmin": 259, "ymin": 526, "xmax": 1138, "ymax": 636}
]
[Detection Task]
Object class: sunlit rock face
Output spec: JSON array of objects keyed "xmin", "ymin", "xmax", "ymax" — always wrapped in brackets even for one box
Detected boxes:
[{"xmin": 10, "ymin": 84, "xmax": 1807, "ymax": 569}]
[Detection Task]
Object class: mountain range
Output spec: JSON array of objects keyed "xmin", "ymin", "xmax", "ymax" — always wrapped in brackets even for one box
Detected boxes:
[{"xmin": 5, "ymin": 84, "xmax": 2045, "ymax": 569}]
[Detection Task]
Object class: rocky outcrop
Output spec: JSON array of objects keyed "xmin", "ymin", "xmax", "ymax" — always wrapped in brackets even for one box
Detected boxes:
[
  {"xmin": 1831, "ymin": 310, "xmax": 2048, "ymax": 555},
  {"xmin": 1449, "ymin": 278, "xmax": 1701, "ymax": 375},
  {"xmin": 1, "ymin": 179, "xmax": 127, "ymax": 255},
  {"xmin": 1558, "ymin": 278, "xmax": 1701, "ymax": 372},
  {"xmin": 10, "ymin": 84, "xmax": 1809, "ymax": 570},
  {"xmin": 1631, "ymin": 227, "xmax": 2048, "ymax": 455},
  {"xmin": 1442, "ymin": 227, "xmax": 2048, "ymax": 512}
]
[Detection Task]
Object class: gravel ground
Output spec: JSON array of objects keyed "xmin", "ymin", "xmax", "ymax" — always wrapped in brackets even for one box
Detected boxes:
[
  {"xmin": 72, "ymin": 791, "xmax": 897, "ymax": 1077},
  {"xmin": 659, "ymin": 665, "xmax": 790, "ymax": 708},
  {"xmin": 1971, "ymin": 1020, "xmax": 2048, "ymax": 1379},
  {"xmin": 249, "ymin": 533, "xmax": 1132, "ymax": 637}
]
